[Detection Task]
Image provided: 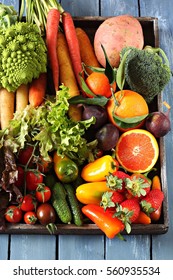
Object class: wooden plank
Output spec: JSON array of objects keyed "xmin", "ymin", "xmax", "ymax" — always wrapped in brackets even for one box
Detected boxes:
[
  {"xmin": 58, "ymin": 235, "xmax": 104, "ymax": 260},
  {"xmin": 140, "ymin": 0, "xmax": 173, "ymax": 260},
  {"xmin": 105, "ymin": 235, "xmax": 151, "ymax": 260},
  {"xmin": 0, "ymin": 235, "xmax": 9, "ymax": 260},
  {"xmin": 61, "ymin": 0, "xmax": 100, "ymax": 16},
  {"xmin": 100, "ymin": 0, "xmax": 139, "ymax": 16},
  {"xmin": 10, "ymin": 235, "xmax": 56, "ymax": 260}
]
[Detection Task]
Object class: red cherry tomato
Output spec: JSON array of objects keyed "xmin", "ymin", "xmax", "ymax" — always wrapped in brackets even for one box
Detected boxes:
[
  {"xmin": 37, "ymin": 155, "xmax": 53, "ymax": 173},
  {"xmin": 20, "ymin": 194, "xmax": 36, "ymax": 212},
  {"xmin": 24, "ymin": 211, "xmax": 37, "ymax": 225},
  {"xmin": 5, "ymin": 205, "xmax": 23, "ymax": 223},
  {"xmin": 35, "ymin": 184, "xmax": 51, "ymax": 203},
  {"xmin": 18, "ymin": 145, "xmax": 34, "ymax": 166},
  {"xmin": 26, "ymin": 170, "xmax": 43, "ymax": 191},
  {"xmin": 15, "ymin": 166, "xmax": 25, "ymax": 188},
  {"xmin": 94, "ymin": 149, "xmax": 104, "ymax": 159}
]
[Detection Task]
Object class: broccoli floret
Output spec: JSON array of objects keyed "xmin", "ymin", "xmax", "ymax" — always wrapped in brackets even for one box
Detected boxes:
[
  {"xmin": 0, "ymin": 22, "xmax": 47, "ymax": 92},
  {"xmin": 119, "ymin": 46, "xmax": 172, "ymax": 103}
]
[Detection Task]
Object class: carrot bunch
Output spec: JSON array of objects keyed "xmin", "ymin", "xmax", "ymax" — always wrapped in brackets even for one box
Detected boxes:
[
  {"xmin": 0, "ymin": 2, "xmax": 102, "ymax": 129},
  {"xmin": 45, "ymin": 8, "xmax": 84, "ymax": 120},
  {"xmin": 46, "ymin": 8, "xmax": 60, "ymax": 92}
]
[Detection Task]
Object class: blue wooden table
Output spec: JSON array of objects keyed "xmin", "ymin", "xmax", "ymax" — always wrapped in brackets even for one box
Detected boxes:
[{"xmin": 0, "ymin": 0, "xmax": 173, "ymax": 260}]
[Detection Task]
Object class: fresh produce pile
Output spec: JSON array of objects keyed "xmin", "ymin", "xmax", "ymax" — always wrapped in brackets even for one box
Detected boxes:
[{"xmin": 0, "ymin": 1, "xmax": 172, "ymax": 238}]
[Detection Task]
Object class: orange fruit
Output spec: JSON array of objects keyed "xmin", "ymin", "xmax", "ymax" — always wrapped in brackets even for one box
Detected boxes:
[
  {"xmin": 85, "ymin": 72, "xmax": 116, "ymax": 98},
  {"xmin": 107, "ymin": 90, "xmax": 149, "ymax": 131},
  {"xmin": 115, "ymin": 129, "xmax": 159, "ymax": 173}
]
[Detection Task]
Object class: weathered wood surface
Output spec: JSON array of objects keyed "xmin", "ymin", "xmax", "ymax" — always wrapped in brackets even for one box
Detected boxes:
[{"xmin": 0, "ymin": 0, "xmax": 173, "ymax": 260}]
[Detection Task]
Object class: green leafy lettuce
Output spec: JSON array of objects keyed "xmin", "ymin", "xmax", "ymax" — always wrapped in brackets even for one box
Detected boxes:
[{"xmin": 0, "ymin": 85, "xmax": 96, "ymax": 165}]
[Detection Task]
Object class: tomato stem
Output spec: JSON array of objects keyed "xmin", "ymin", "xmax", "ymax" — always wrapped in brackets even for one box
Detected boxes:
[{"xmin": 46, "ymin": 223, "xmax": 57, "ymax": 234}]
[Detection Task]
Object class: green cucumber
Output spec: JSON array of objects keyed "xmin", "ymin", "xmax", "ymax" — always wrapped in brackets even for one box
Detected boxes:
[
  {"xmin": 51, "ymin": 182, "xmax": 72, "ymax": 224},
  {"xmin": 64, "ymin": 184, "xmax": 83, "ymax": 226}
]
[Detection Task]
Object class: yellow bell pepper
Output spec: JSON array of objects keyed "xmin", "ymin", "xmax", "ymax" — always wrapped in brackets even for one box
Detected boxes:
[
  {"xmin": 76, "ymin": 181, "xmax": 111, "ymax": 205},
  {"xmin": 81, "ymin": 155, "xmax": 119, "ymax": 182}
]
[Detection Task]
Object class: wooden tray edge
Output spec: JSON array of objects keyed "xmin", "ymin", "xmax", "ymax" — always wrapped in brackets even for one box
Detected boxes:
[{"xmin": 0, "ymin": 222, "xmax": 169, "ymax": 235}]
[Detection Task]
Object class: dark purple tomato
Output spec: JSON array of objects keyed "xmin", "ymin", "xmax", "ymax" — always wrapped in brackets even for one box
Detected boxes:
[{"xmin": 36, "ymin": 203, "xmax": 56, "ymax": 225}]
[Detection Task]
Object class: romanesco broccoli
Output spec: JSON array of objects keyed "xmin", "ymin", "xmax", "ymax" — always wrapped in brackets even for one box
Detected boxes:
[
  {"xmin": 118, "ymin": 46, "xmax": 172, "ymax": 103},
  {"xmin": 0, "ymin": 21, "xmax": 47, "ymax": 92}
]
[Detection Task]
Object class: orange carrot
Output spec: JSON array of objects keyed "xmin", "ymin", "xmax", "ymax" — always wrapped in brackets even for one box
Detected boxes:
[
  {"xmin": 62, "ymin": 12, "xmax": 83, "ymax": 89},
  {"xmin": 46, "ymin": 8, "xmax": 60, "ymax": 91},
  {"xmin": 0, "ymin": 88, "xmax": 15, "ymax": 130},
  {"xmin": 29, "ymin": 73, "xmax": 47, "ymax": 107},
  {"xmin": 150, "ymin": 175, "xmax": 162, "ymax": 221},
  {"xmin": 133, "ymin": 211, "xmax": 151, "ymax": 224},
  {"xmin": 76, "ymin": 27, "xmax": 100, "ymax": 75},
  {"xmin": 57, "ymin": 32, "xmax": 82, "ymax": 121}
]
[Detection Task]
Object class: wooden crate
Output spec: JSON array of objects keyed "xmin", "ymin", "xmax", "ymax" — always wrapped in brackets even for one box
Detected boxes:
[{"xmin": 0, "ymin": 17, "xmax": 169, "ymax": 235}]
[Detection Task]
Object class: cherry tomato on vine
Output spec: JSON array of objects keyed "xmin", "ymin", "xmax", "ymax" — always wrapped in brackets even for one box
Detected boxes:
[
  {"xmin": 20, "ymin": 194, "xmax": 37, "ymax": 212},
  {"xmin": 15, "ymin": 166, "xmax": 25, "ymax": 188},
  {"xmin": 37, "ymin": 155, "xmax": 53, "ymax": 173},
  {"xmin": 24, "ymin": 211, "xmax": 37, "ymax": 225},
  {"xmin": 5, "ymin": 205, "xmax": 23, "ymax": 223},
  {"xmin": 26, "ymin": 170, "xmax": 43, "ymax": 191},
  {"xmin": 94, "ymin": 149, "xmax": 104, "ymax": 159},
  {"xmin": 35, "ymin": 184, "xmax": 51, "ymax": 203},
  {"xmin": 18, "ymin": 145, "xmax": 34, "ymax": 166},
  {"xmin": 36, "ymin": 203, "xmax": 56, "ymax": 225}
]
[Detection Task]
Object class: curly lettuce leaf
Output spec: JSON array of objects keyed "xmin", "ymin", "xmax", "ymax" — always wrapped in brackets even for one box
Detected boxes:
[{"xmin": 1, "ymin": 85, "xmax": 95, "ymax": 164}]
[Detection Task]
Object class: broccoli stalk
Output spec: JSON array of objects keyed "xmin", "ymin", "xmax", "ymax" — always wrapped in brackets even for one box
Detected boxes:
[
  {"xmin": 116, "ymin": 46, "xmax": 172, "ymax": 103},
  {"xmin": 0, "ymin": 21, "xmax": 47, "ymax": 92}
]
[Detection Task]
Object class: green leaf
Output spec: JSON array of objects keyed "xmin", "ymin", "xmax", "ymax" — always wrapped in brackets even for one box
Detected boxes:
[
  {"xmin": 101, "ymin": 44, "xmax": 116, "ymax": 84},
  {"xmin": 113, "ymin": 113, "xmax": 148, "ymax": 124},
  {"xmin": 116, "ymin": 49, "xmax": 131, "ymax": 90},
  {"xmin": 82, "ymin": 63, "xmax": 105, "ymax": 74},
  {"xmin": 68, "ymin": 95, "xmax": 108, "ymax": 106},
  {"xmin": 80, "ymin": 74, "xmax": 96, "ymax": 97},
  {"xmin": 112, "ymin": 113, "xmax": 148, "ymax": 129},
  {"xmin": 125, "ymin": 222, "xmax": 132, "ymax": 234}
]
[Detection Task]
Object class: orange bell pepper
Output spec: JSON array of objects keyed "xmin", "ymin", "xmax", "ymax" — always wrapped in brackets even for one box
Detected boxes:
[
  {"xmin": 76, "ymin": 181, "xmax": 111, "ymax": 204},
  {"xmin": 133, "ymin": 211, "xmax": 151, "ymax": 224},
  {"xmin": 82, "ymin": 204, "xmax": 124, "ymax": 239},
  {"xmin": 81, "ymin": 155, "xmax": 119, "ymax": 182},
  {"xmin": 150, "ymin": 175, "xmax": 162, "ymax": 222}
]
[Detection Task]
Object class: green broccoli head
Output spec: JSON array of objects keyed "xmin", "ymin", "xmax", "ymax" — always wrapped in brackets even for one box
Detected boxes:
[
  {"xmin": 0, "ymin": 22, "xmax": 47, "ymax": 92},
  {"xmin": 120, "ymin": 46, "xmax": 172, "ymax": 103}
]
